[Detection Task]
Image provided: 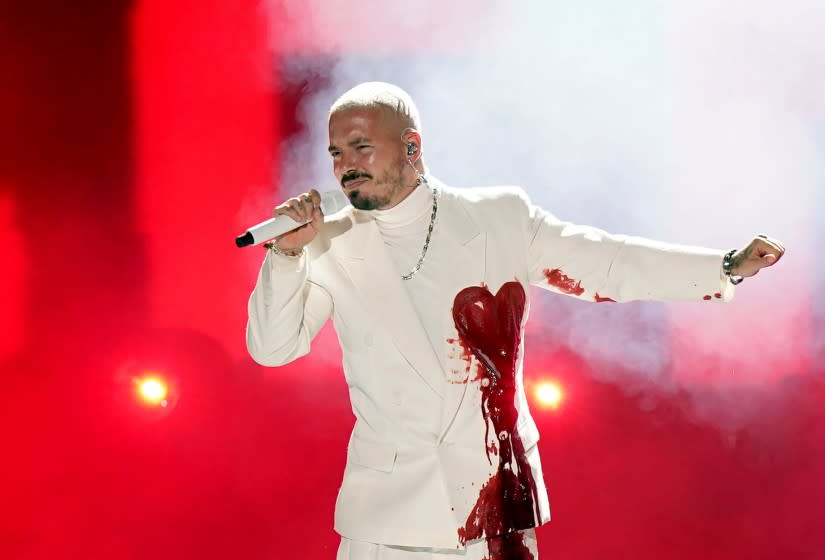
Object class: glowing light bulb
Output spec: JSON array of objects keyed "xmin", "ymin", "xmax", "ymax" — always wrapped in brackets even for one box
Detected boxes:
[
  {"xmin": 535, "ymin": 381, "xmax": 563, "ymax": 410},
  {"xmin": 137, "ymin": 376, "xmax": 168, "ymax": 406}
]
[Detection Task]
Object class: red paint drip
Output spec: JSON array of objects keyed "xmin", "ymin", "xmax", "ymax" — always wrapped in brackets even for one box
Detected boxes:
[
  {"xmin": 486, "ymin": 531, "xmax": 535, "ymax": 560},
  {"xmin": 452, "ymin": 281, "xmax": 538, "ymax": 559},
  {"xmin": 447, "ymin": 336, "xmax": 474, "ymax": 374},
  {"xmin": 594, "ymin": 293, "xmax": 616, "ymax": 303},
  {"xmin": 714, "ymin": 292, "xmax": 722, "ymax": 299},
  {"xmin": 542, "ymin": 268, "xmax": 584, "ymax": 296},
  {"xmin": 703, "ymin": 295, "xmax": 712, "ymax": 301}
]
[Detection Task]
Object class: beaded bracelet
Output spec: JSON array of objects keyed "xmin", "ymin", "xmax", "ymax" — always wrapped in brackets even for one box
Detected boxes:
[
  {"xmin": 263, "ymin": 240, "xmax": 304, "ymax": 258},
  {"xmin": 722, "ymin": 249, "xmax": 744, "ymax": 285}
]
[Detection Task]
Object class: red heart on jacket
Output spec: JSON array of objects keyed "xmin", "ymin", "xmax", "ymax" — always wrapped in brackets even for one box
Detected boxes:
[{"xmin": 452, "ymin": 281, "xmax": 526, "ymax": 384}]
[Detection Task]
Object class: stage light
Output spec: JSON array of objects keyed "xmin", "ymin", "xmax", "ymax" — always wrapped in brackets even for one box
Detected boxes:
[
  {"xmin": 535, "ymin": 381, "xmax": 564, "ymax": 410},
  {"xmin": 136, "ymin": 375, "xmax": 168, "ymax": 407},
  {"xmin": 115, "ymin": 360, "xmax": 180, "ymax": 417}
]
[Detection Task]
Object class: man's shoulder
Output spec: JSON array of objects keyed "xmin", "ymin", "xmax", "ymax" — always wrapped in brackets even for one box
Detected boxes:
[
  {"xmin": 440, "ymin": 183, "xmax": 528, "ymax": 203},
  {"xmin": 438, "ymin": 183, "xmax": 532, "ymax": 217}
]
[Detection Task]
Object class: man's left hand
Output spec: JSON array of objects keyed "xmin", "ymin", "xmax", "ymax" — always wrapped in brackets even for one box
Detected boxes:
[{"xmin": 730, "ymin": 235, "xmax": 786, "ymax": 278}]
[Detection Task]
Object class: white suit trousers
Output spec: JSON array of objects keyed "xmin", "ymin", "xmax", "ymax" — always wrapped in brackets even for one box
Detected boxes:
[{"xmin": 336, "ymin": 530, "xmax": 538, "ymax": 559}]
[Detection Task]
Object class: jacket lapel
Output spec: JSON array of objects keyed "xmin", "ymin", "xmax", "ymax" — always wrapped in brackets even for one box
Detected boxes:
[
  {"xmin": 433, "ymin": 188, "xmax": 487, "ymax": 440},
  {"xmin": 338, "ymin": 210, "xmax": 446, "ymax": 399}
]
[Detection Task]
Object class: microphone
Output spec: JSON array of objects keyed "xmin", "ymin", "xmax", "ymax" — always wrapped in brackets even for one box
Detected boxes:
[{"xmin": 235, "ymin": 190, "xmax": 350, "ymax": 248}]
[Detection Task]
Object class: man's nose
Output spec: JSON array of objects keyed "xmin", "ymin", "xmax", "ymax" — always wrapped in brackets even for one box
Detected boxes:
[
  {"xmin": 334, "ymin": 158, "xmax": 352, "ymax": 176},
  {"xmin": 336, "ymin": 163, "xmax": 356, "ymax": 184},
  {"xmin": 341, "ymin": 149, "xmax": 360, "ymax": 170}
]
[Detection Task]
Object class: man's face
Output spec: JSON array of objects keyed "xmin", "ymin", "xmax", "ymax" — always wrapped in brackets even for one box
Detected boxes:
[{"xmin": 328, "ymin": 107, "xmax": 409, "ymax": 211}]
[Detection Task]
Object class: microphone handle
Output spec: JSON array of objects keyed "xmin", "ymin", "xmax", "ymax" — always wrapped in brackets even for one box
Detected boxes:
[
  {"xmin": 235, "ymin": 190, "xmax": 349, "ymax": 248},
  {"xmin": 237, "ymin": 215, "xmax": 305, "ymax": 248}
]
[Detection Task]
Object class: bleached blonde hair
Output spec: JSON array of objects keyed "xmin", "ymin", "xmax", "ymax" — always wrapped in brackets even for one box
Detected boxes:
[{"xmin": 329, "ymin": 82, "xmax": 422, "ymax": 133}]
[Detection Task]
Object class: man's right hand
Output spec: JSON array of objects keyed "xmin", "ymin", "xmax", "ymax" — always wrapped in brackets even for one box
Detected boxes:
[{"xmin": 271, "ymin": 189, "xmax": 323, "ymax": 251}]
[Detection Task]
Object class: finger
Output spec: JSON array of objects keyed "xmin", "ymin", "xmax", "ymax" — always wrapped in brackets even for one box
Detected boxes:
[
  {"xmin": 309, "ymin": 206, "xmax": 323, "ymax": 231},
  {"xmin": 292, "ymin": 197, "xmax": 308, "ymax": 221},
  {"xmin": 274, "ymin": 204, "xmax": 294, "ymax": 220},
  {"xmin": 301, "ymin": 194, "xmax": 316, "ymax": 217},
  {"xmin": 762, "ymin": 253, "xmax": 778, "ymax": 266},
  {"xmin": 276, "ymin": 202, "xmax": 304, "ymax": 224},
  {"xmin": 291, "ymin": 198, "xmax": 312, "ymax": 222},
  {"xmin": 758, "ymin": 239, "xmax": 785, "ymax": 260},
  {"xmin": 772, "ymin": 239, "xmax": 786, "ymax": 254},
  {"xmin": 765, "ymin": 238, "xmax": 785, "ymax": 254},
  {"xmin": 757, "ymin": 234, "xmax": 785, "ymax": 253},
  {"xmin": 308, "ymin": 188, "xmax": 322, "ymax": 207},
  {"xmin": 285, "ymin": 200, "xmax": 303, "ymax": 222}
]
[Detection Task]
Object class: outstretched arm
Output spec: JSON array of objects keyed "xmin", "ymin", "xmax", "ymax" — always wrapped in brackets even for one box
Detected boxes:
[{"xmin": 520, "ymin": 190, "xmax": 782, "ymax": 303}]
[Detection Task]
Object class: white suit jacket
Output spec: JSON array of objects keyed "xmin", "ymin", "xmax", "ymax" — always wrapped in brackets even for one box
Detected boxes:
[{"xmin": 246, "ymin": 183, "xmax": 732, "ymax": 549}]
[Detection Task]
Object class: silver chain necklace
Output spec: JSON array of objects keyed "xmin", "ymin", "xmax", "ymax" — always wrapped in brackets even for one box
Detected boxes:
[{"xmin": 401, "ymin": 178, "xmax": 438, "ymax": 281}]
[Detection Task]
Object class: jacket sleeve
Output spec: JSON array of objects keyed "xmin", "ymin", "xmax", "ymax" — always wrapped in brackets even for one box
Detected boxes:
[
  {"xmin": 517, "ymin": 189, "xmax": 735, "ymax": 303},
  {"xmin": 245, "ymin": 250, "xmax": 333, "ymax": 366}
]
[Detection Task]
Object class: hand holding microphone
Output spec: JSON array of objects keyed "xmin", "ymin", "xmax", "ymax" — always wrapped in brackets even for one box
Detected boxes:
[
  {"xmin": 271, "ymin": 189, "xmax": 324, "ymax": 253},
  {"xmin": 235, "ymin": 189, "xmax": 350, "ymax": 249}
]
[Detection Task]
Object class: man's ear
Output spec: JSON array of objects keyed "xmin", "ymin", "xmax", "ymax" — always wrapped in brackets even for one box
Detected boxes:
[{"xmin": 402, "ymin": 128, "xmax": 422, "ymax": 161}]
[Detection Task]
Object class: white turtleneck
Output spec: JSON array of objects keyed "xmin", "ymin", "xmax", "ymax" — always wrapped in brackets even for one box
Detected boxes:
[
  {"xmin": 370, "ymin": 182, "xmax": 447, "ymax": 372},
  {"xmin": 372, "ymin": 183, "xmax": 433, "ymax": 273}
]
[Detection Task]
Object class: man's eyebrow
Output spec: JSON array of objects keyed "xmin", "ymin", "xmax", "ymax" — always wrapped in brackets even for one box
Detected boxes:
[
  {"xmin": 348, "ymin": 136, "xmax": 371, "ymax": 146},
  {"xmin": 328, "ymin": 137, "xmax": 373, "ymax": 153}
]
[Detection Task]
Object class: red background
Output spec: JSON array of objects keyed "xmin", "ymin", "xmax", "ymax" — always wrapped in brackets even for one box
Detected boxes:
[{"xmin": 1, "ymin": 2, "xmax": 823, "ymax": 558}]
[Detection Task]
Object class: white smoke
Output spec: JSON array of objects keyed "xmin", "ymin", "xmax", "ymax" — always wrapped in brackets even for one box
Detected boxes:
[{"xmin": 263, "ymin": 0, "xmax": 825, "ymax": 425}]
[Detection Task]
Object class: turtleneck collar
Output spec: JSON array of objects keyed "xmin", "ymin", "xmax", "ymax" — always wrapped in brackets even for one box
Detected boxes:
[{"xmin": 371, "ymin": 180, "xmax": 433, "ymax": 230}]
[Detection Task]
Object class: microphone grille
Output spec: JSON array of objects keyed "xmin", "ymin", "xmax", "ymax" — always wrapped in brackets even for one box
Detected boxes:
[{"xmin": 319, "ymin": 190, "xmax": 350, "ymax": 216}]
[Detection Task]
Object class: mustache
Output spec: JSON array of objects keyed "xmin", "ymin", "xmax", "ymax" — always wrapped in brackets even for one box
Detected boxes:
[{"xmin": 341, "ymin": 172, "xmax": 372, "ymax": 187}]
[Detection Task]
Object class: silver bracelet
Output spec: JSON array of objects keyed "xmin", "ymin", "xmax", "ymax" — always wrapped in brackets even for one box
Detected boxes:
[
  {"xmin": 722, "ymin": 249, "xmax": 744, "ymax": 285},
  {"xmin": 263, "ymin": 241, "xmax": 304, "ymax": 258}
]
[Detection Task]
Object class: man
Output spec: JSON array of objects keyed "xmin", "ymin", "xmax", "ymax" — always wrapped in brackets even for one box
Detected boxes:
[{"xmin": 246, "ymin": 82, "xmax": 784, "ymax": 559}]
